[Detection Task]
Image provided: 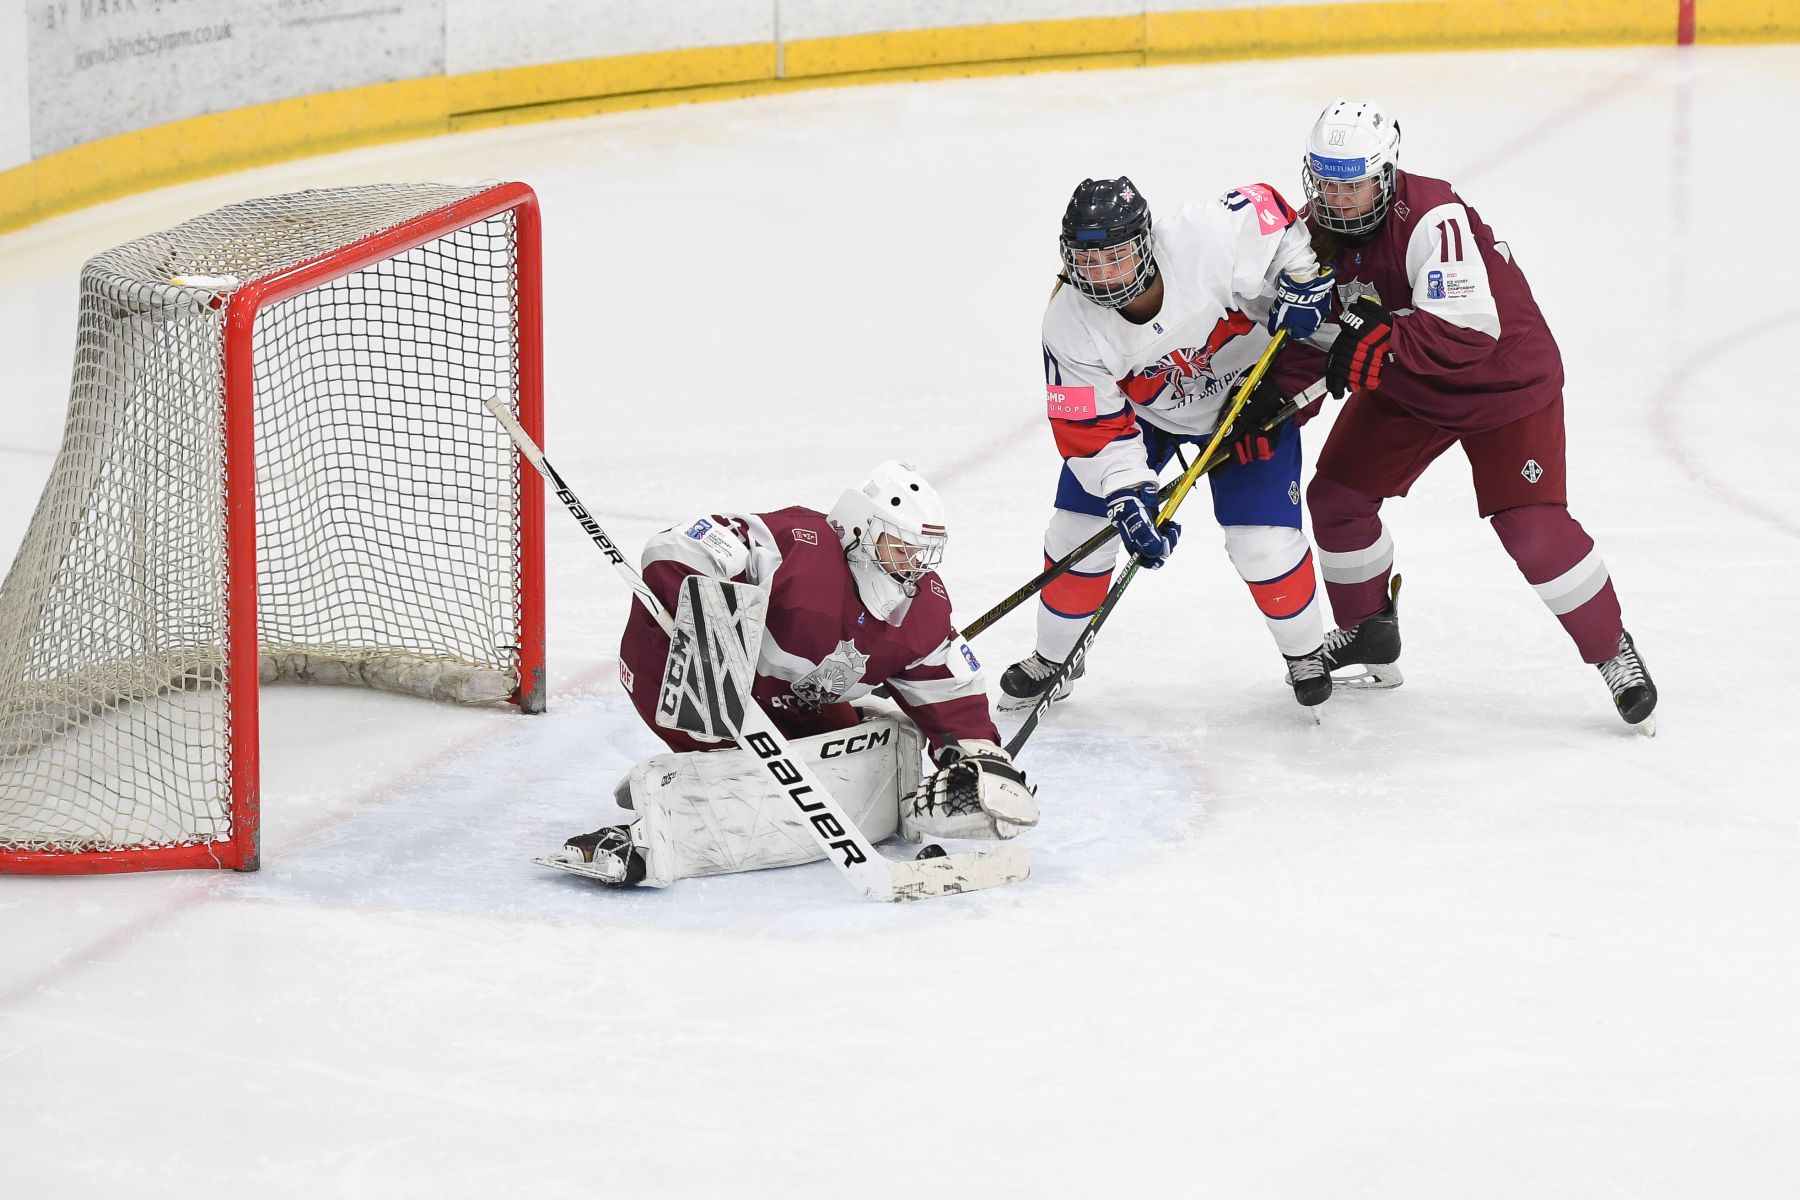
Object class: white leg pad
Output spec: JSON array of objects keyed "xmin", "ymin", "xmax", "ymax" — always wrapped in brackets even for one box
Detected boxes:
[
  {"xmin": 1222, "ymin": 523, "xmax": 1325, "ymax": 658},
  {"xmin": 624, "ymin": 715, "xmax": 922, "ymax": 887},
  {"xmin": 1037, "ymin": 508, "xmax": 1117, "ymax": 661}
]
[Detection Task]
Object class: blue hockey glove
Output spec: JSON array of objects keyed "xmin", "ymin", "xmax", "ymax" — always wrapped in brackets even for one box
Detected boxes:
[
  {"xmin": 1105, "ymin": 483, "xmax": 1181, "ymax": 568},
  {"xmin": 1266, "ymin": 265, "xmax": 1335, "ymax": 342}
]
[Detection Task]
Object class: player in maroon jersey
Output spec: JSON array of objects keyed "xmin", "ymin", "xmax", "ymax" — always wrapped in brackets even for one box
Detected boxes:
[
  {"xmin": 616, "ymin": 462, "xmax": 1004, "ymax": 755},
  {"xmin": 546, "ymin": 463, "xmax": 1036, "ymax": 887},
  {"xmin": 1289, "ymin": 98, "xmax": 1656, "ymax": 731}
]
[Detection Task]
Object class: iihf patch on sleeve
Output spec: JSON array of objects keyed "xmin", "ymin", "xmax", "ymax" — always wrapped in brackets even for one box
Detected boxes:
[{"xmin": 1048, "ymin": 385, "xmax": 1097, "ymax": 420}]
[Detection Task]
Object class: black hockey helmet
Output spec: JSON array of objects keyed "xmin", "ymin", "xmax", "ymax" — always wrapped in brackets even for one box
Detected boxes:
[{"xmin": 1058, "ymin": 176, "xmax": 1157, "ymax": 309}]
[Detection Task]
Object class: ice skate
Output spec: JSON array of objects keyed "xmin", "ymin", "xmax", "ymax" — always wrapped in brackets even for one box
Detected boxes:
[
  {"xmin": 1322, "ymin": 574, "xmax": 1403, "ymax": 689},
  {"xmin": 998, "ymin": 651, "xmax": 1084, "ymax": 713},
  {"xmin": 1284, "ymin": 647, "xmax": 1332, "ymax": 718},
  {"xmin": 1597, "ymin": 629, "xmax": 1657, "ymax": 736},
  {"xmin": 534, "ymin": 824, "xmax": 647, "ymax": 885}
]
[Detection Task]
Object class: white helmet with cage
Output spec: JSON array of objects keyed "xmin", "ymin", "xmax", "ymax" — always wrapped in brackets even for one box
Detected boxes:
[
  {"xmin": 827, "ymin": 461, "xmax": 949, "ymax": 624},
  {"xmin": 1301, "ymin": 98, "xmax": 1402, "ymax": 238}
]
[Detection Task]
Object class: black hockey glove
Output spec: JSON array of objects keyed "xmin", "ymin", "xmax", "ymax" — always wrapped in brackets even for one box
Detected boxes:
[
  {"xmin": 1326, "ymin": 295, "xmax": 1394, "ymax": 397},
  {"xmin": 1105, "ymin": 483, "xmax": 1181, "ymax": 568},
  {"xmin": 1228, "ymin": 372, "xmax": 1288, "ymax": 465}
]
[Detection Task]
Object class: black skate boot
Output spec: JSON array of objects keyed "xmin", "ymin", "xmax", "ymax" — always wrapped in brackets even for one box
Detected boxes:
[
  {"xmin": 998, "ymin": 651, "xmax": 1084, "ymax": 713},
  {"xmin": 1284, "ymin": 647, "xmax": 1333, "ymax": 709},
  {"xmin": 1321, "ymin": 574, "xmax": 1403, "ymax": 689},
  {"xmin": 535, "ymin": 824, "xmax": 647, "ymax": 885},
  {"xmin": 1596, "ymin": 629, "xmax": 1657, "ymax": 734}
]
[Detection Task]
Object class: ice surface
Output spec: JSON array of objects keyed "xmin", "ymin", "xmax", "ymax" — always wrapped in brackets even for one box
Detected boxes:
[{"xmin": 3, "ymin": 45, "xmax": 1798, "ymax": 1199}]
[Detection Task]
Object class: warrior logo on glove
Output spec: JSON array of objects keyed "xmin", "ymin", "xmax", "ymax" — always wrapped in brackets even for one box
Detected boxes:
[{"xmin": 1326, "ymin": 295, "xmax": 1394, "ymax": 397}]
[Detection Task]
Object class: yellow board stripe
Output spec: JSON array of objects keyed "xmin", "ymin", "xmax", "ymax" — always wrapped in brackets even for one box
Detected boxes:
[{"xmin": 2, "ymin": 1, "xmax": 1795, "ymax": 234}]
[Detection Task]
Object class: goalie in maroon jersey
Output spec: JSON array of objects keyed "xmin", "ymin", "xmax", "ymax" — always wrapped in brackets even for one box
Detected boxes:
[
  {"xmin": 1288, "ymin": 98, "xmax": 1657, "ymax": 731},
  {"xmin": 542, "ymin": 462, "xmax": 1037, "ymax": 888}
]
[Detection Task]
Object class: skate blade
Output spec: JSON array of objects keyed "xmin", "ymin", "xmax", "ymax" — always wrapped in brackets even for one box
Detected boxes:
[
  {"xmin": 533, "ymin": 854, "xmax": 627, "ymax": 884},
  {"xmin": 1331, "ymin": 663, "xmax": 1403, "ymax": 690},
  {"xmin": 1634, "ymin": 714, "xmax": 1657, "ymax": 738},
  {"xmin": 995, "ymin": 689, "xmax": 1071, "ymax": 715}
]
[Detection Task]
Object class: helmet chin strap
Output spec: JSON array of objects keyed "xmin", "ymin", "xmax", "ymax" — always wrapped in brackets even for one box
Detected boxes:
[{"xmin": 847, "ymin": 552, "xmax": 913, "ymax": 625}]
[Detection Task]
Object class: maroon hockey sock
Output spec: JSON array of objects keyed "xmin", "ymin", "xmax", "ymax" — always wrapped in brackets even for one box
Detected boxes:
[
  {"xmin": 1306, "ymin": 471, "xmax": 1392, "ymax": 628},
  {"xmin": 1489, "ymin": 504, "xmax": 1623, "ymax": 663}
]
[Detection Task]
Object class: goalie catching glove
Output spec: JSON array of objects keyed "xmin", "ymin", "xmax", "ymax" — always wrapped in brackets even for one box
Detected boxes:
[{"xmin": 904, "ymin": 739, "xmax": 1039, "ymax": 841}]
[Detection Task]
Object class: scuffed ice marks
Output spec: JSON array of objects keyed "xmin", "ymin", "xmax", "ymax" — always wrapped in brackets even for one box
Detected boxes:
[{"xmin": 237, "ymin": 693, "xmax": 1199, "ymax": 929}]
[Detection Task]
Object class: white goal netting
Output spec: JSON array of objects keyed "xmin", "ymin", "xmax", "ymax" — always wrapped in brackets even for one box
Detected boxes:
[{"xmin": 1, "ymin": 183, "xmax": 538, "ymax": 867}]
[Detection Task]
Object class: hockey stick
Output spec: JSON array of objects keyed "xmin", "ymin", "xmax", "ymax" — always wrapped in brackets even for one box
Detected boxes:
[
  {"xmin": 960, "ymin": 375, "xmax": 1329, "ymax": 642},
  {"xmin": 1003, "ymin": 332, "xmax": 1291, "ymax": 757},
  {"xmin": 481, "ymin": 394, "xmax": 1028, "ymax": 902}
]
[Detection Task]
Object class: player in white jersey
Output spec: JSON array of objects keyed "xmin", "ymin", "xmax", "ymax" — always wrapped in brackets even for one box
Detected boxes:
[{"xmin": 1000, "ymin": 176, "xmax": 1339, "ymax": 710}]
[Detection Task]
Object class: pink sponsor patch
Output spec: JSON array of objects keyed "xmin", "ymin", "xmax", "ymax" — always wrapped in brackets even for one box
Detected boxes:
[
  {"xmin": 1046, "ymin": 384, "xmax": 1097, "ymax": 420},
  {"xmin": 1236, "ymin": 183, "xmax": 1290, "ymax": 235}
]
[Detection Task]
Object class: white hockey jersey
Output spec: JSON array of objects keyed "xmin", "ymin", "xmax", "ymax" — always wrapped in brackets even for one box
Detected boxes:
[{"xmin": 1041, "ymin": 184, "xmax": 1316, "ymax": 499}]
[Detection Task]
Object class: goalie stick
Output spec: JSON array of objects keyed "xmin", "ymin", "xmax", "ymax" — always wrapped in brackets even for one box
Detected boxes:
[
  {"xmin": 1003, "ymin": 332, "xmax": 1291, "ymax": 757},
  {"xmin": 960, "ymin": 376, "xmax": 1329, "ymax": 642},
  {"xmin": 481, "ymin": 394, "xmax": 1029, "ymax": 903}
]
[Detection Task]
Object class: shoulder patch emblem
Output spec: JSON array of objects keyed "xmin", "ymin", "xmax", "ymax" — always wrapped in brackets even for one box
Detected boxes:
[
  {"xmin": 929, "ymin": 579, "xmax": 946, "ymax": 599},
  {"xmin": 793, "ymin": 528, "xmax": 818, "ymax": 545}
]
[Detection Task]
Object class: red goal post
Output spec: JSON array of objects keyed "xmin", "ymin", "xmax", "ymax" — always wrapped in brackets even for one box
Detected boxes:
[{"xmin": 0, "ymin": 182, "xmax": 546, "ymax": 874}]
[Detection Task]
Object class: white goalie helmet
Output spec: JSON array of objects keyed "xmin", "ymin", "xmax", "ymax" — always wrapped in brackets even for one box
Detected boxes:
[
  {"xmin": 827, "ymin": 461, "xmax": 948, "ymax": 624},
  {"xmin": 1301, "ymin": 98, "xmax": 1402, "ymax": 238}
]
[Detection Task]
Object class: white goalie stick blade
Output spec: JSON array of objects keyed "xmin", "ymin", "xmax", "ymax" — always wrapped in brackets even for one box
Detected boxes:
[
  {"xmin": 890, "ymin": 842, "xmax": 1031, "ymax": 900},
  {"xmin": 682, "ymin": 575, "xmax": 1030, "ymax": 902}
]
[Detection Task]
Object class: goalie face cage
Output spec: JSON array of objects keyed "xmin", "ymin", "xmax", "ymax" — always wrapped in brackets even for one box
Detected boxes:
[{"xmin": 0, "ymin": 182, "xmax": 546, "ymax": 874}]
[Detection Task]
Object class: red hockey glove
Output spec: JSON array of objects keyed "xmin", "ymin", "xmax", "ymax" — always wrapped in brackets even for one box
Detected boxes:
[
  {"xmin": 1326, "ymin": 296, "xmax": 1394, "ymax": 397},
  {"xmin": 1228, "ymin": 373, "xmax": 1287, "ymax": 465}
]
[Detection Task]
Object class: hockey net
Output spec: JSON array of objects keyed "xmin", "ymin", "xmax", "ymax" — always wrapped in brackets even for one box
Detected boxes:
[{"xmin": 0, "ymin": 182, "xmax": 545, "ymax": 874}]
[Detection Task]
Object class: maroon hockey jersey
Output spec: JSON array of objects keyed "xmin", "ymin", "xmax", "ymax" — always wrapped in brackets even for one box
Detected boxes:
[
  {"xmin": 619, "ymin": 505, "xmax": 999, "ymax": 755},
  {"xmin": 1288, "ymin": 170, "xmax": 1566, "ymax": 435}
]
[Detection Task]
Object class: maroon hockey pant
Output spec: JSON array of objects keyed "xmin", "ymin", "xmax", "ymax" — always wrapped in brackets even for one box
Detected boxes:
[{"xmin": 1308, "ymin": 389, "xmax": 1623, "ymax": 664}]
